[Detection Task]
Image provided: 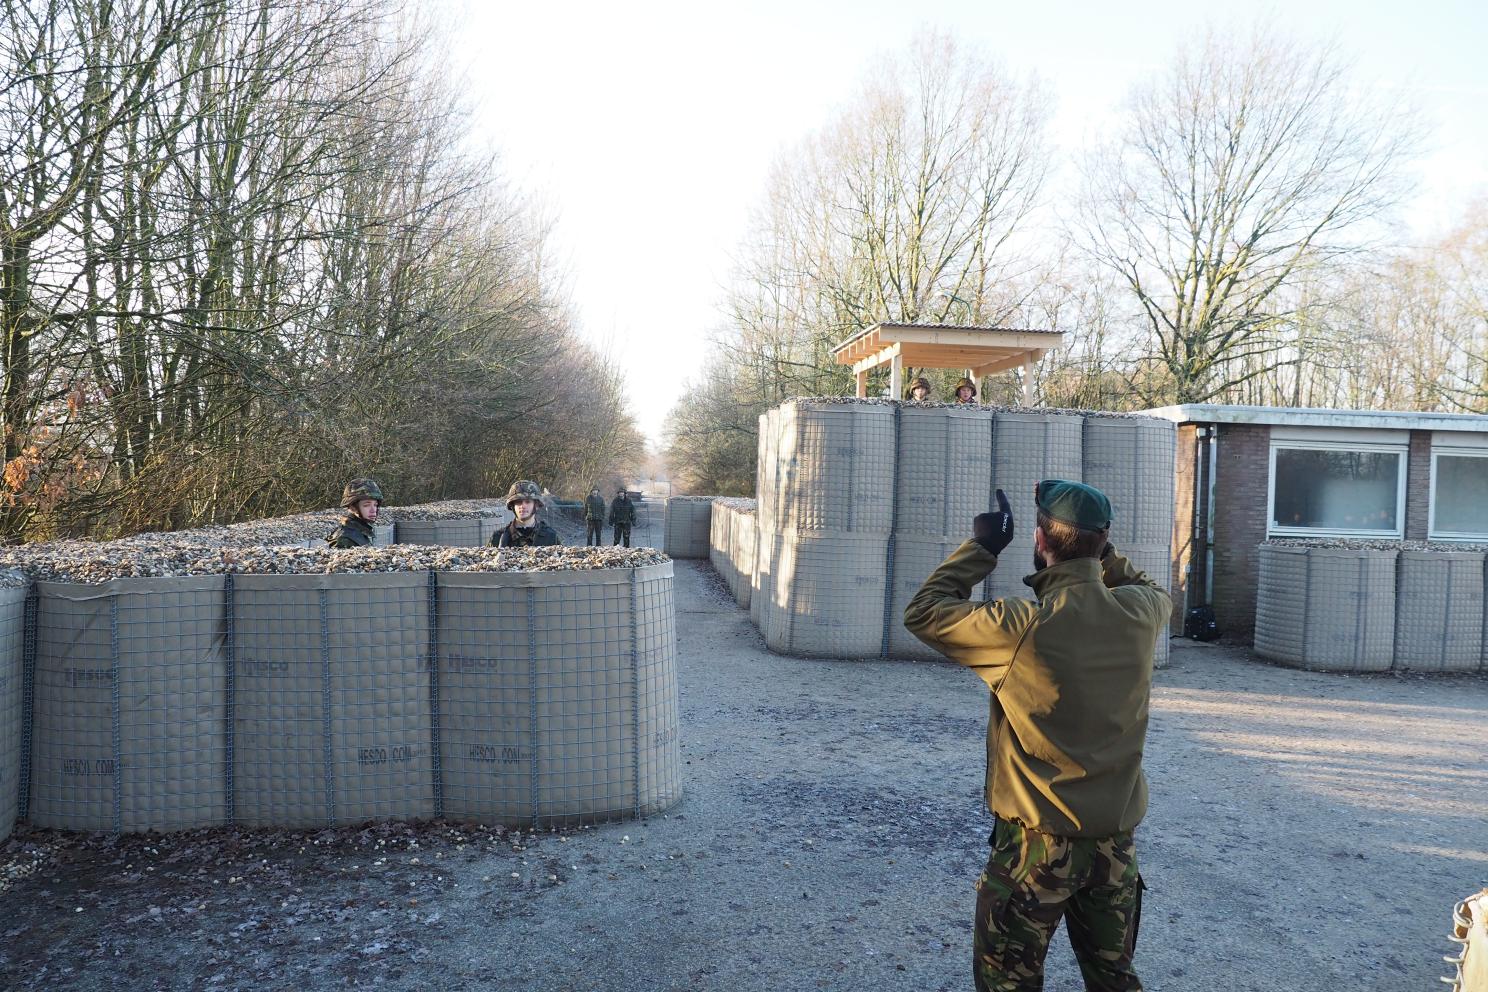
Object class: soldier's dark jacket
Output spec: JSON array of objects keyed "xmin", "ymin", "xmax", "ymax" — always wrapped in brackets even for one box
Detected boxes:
[
  {"xmin": 493, "ymin": 520, "xmax": 560, "ymax": 548},
  {"xmin": 585, "ymin": 493, "xmax": 607, "ymax": 521},
  {"xmin": 326, "ymin": 513, "xmax": 375, "ymax": 549},
  {"xmin": 904, "ymin": 541, "xmax": 1170, "ymax": 837},
  {"xmin": 608, "ymin": 496, "xmax": 636, "ymax": 526}
]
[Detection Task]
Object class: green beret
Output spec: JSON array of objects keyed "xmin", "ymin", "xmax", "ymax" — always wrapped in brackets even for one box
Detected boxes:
[{"xmin": 1036, "ymin": 479, "xmax": 1112, "ymax": 531}]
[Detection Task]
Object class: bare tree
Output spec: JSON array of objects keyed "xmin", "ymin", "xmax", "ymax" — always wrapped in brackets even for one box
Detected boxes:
[
  {"xmin": 670, "ymin": 29, "xmax": 1051, "ymax": 489},
  {"xmin": 1076, "ymin": 22, "xmax": 1420, "ymax": 404}
]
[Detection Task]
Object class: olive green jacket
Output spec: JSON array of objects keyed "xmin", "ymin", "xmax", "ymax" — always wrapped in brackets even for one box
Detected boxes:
[{"xmin": 903, "ymin": 540, "xmax": 1170, "ymax": 838}]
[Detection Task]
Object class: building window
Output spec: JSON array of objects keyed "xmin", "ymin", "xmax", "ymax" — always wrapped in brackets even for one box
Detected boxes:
[
  {"xmin": 1430, "ymin": 450, "xmax": 1488, "ymax": 540},
  {"xmin": 1268, "ymin": 443, "xmax": 1405, "ymax": 537}
]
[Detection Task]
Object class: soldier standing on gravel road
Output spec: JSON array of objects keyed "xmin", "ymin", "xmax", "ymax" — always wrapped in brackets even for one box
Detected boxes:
[
  {"xmin": 492, "ymin": 480, "xmax": 560, "ymax": 548},
  {"xmin": 326, "ymin": 478, "xmax": 383, "ymax": 549},
  {"xmin": 584, "ymin": 486, "xmax": 607, "ymax": 546},
  {"xmin": 609, "ymin": 488, "xmax": 636, "ymax": 548},
  {"xmin": 903, "ymin": 481, "xmax": 1170, "ymax": 992}
]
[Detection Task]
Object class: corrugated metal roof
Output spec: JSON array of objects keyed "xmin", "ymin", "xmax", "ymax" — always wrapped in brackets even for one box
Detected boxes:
[{"xmin": 1142, "ymin": 403, "xmax": 1488, "ymax": 433}]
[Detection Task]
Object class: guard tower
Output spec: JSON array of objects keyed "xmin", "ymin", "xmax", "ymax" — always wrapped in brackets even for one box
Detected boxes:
[{"xmin": 830, "ymin": 323, "xmax": 1065, "ymax": 405}]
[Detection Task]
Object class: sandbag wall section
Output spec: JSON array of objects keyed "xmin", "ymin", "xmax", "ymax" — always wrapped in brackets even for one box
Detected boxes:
[
  {"xmin": 15, "ymin": 564, "xmax": 681, "ymax": 836},
  {"xmin": 756, "ymin": 401, "xmax": 1176, "ymax": 665}
]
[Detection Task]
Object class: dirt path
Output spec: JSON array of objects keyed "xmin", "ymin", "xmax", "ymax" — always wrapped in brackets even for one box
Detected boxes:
[{"xmin": 1, "ymin": 560, "xmax": 1484, "ymax": 991}]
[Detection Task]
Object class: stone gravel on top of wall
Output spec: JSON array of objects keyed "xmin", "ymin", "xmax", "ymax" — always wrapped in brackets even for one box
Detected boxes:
[{"xmin": 0, "ymin": 544, "xmax": 670, "ymax": 585}]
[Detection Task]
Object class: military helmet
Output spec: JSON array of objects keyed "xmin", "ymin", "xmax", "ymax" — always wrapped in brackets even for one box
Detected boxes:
[
  {"xmin": 341, "ymin": 478, "xmax": 384, "ymax": 508},
  {"xmin": 908, "ymin": 376, "xmax": 931, "ymax": 395},
  {"xmin": 954, "ymin": 376, "xmax": 978, "ymax": 398},
  {"xmin": 505, "ymin": 479, "xmax": 545, "ymax": 510}
]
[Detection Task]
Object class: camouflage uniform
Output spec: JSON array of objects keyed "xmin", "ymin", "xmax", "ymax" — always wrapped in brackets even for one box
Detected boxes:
[
  {"xmin": 975, "ymin": 819, "xmax": 1144, "ymax": 992},
  {"xmin": 609, "ymin": 491, "xmax": 636, "ymax": 548},
  {"xmin": 904, "ymin": 481, "xmax": 1168, "ymax": 992},
  {"xmin": 327, "ymin": 513, "xmax": 375, "ymax": 549},
  {"xmin": 327, "ymin": 478, "xmax": 383, "ymax": 549},
  {"xmin": 584, "ymin": 490, "xmax": 607, "ymax": 546}
]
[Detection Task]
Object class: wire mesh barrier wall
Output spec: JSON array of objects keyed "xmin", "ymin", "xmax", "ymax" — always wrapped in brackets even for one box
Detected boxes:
[
  {"xmin": 1395, "ymin": 550, "xmax": 1485, "ymax": 673},
  {"xmin": 709, "ymin": 504, "xmax": 735, "ymax": 593},
  {"xmin": 708, "ymin": 500, "xmax": 757, "ymax": 609},
  {"xmin": 742, "ymin": 399, "xmax": 1176, "ymax": 666},
  {"xmin": 30, "ymin": 577, "xmax": 230, "ymax": 833},
  {"xmin": 392, "ymin": 515, "xmax": 505, "ymax": 548},
  {"xmin": 728, "ymin": 507, "xmax": 756, "ymax": 609},
  {"xmin": 5, "ymin": 561, "xmax": 680, "ymax": 839},
  {"xmin": 663, "ymin": 497, "xmax": 715, "ymax": 559},
  {"xmin": 1255, "ymin": 544, "xmax": 1399, "ymax": 671},
  {"xmin": 0, "ymin": 581, "xmax": 27, "ymax": 840}
]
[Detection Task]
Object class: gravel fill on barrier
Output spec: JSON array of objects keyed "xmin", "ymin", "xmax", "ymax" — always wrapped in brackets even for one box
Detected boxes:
[
  {"xmin": 0, "ymin": 545, "xmax": 669, "ymax": 584},
  {"xmin": 0, "ymin": 560, "xmax": 1481, "ymax": 992},
  {"xmin": 710, "ymin": 498, "xmax": 756, "ymax": 510},
  {"xmin": 383, "ymin": 500, "xmax": 504, "ymax": 521},
  {"xmin": 1267, "ymin": 538, "xmax": 1488, "ymax": 552}
]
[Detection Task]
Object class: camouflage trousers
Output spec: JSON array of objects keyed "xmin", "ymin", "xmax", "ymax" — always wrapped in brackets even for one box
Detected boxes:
[{"xmin": 973, "ymin": 818, "xmax": 1145, "ymax": 992}]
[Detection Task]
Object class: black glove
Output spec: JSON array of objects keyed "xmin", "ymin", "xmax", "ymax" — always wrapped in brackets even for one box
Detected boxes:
[{"xmin": 973, "ymin": 489, "xmax": 1015, "ymax": 556}]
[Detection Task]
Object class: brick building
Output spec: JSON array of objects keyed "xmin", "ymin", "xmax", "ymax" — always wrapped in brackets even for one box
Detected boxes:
[{"xmin": 1142, "ymin": 405, "xmax": 1488, "ymax": 641}]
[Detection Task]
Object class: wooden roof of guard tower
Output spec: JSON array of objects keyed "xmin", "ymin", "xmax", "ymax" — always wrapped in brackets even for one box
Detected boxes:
[{"xmin": 831, "ymin": 323, "xmax": 1065, "ymax": 404}]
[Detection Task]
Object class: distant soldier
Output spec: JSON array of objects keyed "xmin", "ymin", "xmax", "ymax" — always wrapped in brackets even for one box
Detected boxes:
[
  {"xmin": 492, "ymin": 479, "xmax": 560, "ymax": 548},
  {"xmin": 584, "ymin": 486, "xmax": 607, "ymax": 546},
  {"xmin": 908, "ymin": 376, "xmax": 932, "ymax": 402},
  {"xmin": 326, "ymin": 478, "xmax": 383, "ymax": 549},
  {"xmin": 953, "ymin": 376, "xmax": 978, "ymax": 404},
  {"xmin": 609, "ymin": 488, "xmax": 637, "ymax": 548}
]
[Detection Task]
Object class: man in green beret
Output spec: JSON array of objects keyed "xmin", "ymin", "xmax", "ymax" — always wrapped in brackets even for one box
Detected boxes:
[{"xmin": 903, "ymin": 480, "xmax": 1170, "ymax": 992}]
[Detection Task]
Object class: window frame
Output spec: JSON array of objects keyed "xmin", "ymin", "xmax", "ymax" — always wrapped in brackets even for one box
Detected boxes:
[
  {"xmin": 1428, "ymin": 446, "xmax": 1488, "ymax": 541},
  {"xmin": 1266, "ymin": 439, "xmax": 1407, "ymax": 539}
]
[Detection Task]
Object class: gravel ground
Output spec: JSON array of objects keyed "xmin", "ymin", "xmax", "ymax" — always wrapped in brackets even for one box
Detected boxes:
[{"xmin": 1, "ymin": 560, "xmax": 1483, "ymax": 991}]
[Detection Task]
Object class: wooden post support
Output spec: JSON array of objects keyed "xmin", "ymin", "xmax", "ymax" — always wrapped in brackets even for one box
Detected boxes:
[
  {"xmin": 855, "ymin": 369, "xmax": 868, "ymax": 398},
  {"xmin": 1022, "ymin": 357, "xmax": 1033, "ymax": 406},
  {"xmin": 889, "ymin": 352, "xmax": 903, "ymax": 399}
]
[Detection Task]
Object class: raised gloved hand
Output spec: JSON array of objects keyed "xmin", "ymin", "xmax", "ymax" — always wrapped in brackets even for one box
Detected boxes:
[{"xmin": 973, "ymin": 489, "xmax": 1015, "ymax": 556}]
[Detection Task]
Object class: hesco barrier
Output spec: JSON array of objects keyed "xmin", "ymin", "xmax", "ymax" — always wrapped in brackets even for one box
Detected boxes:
[
  {"xmin": 13, "ymin": 563, "xmax": 681, "ymax": 835},
  {"xmin": 30, "ymin": 577, "xmax": 229, "ymax": 833},
  {"xmin": 394, "ymin": 515, "xmax": 505, "ymax": 548},
  {"xmin": 741, "ymin": 400, "xmax": 1175, "ymax": 666},
  {"xmin": 663, "ymin": 498, "xmax": 714, "ymax": 559},
  {"xmin": 729, "ymin": 509, "xmax": 756, "ymax": 609},
  {"xmin": 374, "ymin": 522, "xmax": 395, "ymax": 547},
  {"xmin": 0, "ymin": 584, "xmax": 26, "ymax": 840},
  {"xmin": 708, "ymin": 501, "xmax": 758, "ymax": 610},
  {"xmin": 986, "ymin": 412, "xmax": 1084, "ymax": 602},
  {"xmin": 1255, "ymin": 544, "xmax": 1398, "ymax": 671},
  {"xmin": 709, "ymin": 505, "xmax": 734, "ymax": 593},
  {"xmin": 436, "ymin": 565, "xmax": 679, "ymax": 824},
  {"xmin": 232, "ymin": 573, "xmax": 434, "ymax": 828},
  {"xmin": 1395, "ymin": 550, "xmax": 1484, "ymax": 673}
]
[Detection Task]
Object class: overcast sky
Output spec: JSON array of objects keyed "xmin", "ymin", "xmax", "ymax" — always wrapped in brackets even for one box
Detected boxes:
[{"xmin": 440, "ymin": 0, "xmax": 1488, "ymax": 444}]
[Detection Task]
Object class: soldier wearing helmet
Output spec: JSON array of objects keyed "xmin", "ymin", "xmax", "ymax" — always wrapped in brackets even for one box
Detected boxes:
[
  {"xmin": 608, "ymin": 487, "xmax": 637, "ymax": 547},
  {"xmin": 584, "ymin": 486, "xmax": 607, "ymax": 546},
  {"xmin": 953, "ymin": 377, "xmax": 978, "ymax": 404},
  {"xmin": 327, "ymin": 478, "xmax": 383, "ymax": 549},
  {"xmin": 492, "ymin": 479, "xmax": 560, "ymax": 548},
  {"xmin": 908, "ymin": 376, "xmax": 932, "ymax": 403}
]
